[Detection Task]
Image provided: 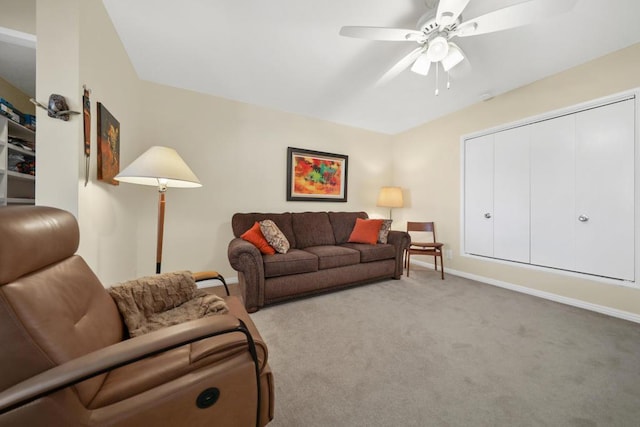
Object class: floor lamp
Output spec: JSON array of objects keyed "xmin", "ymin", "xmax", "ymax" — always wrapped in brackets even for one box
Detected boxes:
[
  {"xmin": 115, "ymin": 146, "xmax": 202, "ymax": 274},
  {"xmin": 377, "ymin": 186, "xmax": 404, "ymax": 220}
]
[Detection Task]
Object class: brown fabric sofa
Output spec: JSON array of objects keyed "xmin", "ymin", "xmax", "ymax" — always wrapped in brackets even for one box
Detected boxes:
[
  {"xmin": 0, "ymin": 206, "xmax": 274, "ymax": 426},
  {"xmin": 228, "ymin": 211, "xmax": 411, "ymax": 312}
]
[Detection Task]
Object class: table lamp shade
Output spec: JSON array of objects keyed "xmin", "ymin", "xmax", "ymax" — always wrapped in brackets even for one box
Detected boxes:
[
  {"xmin": 377, "ymin": 186, "xmax": 404, "ymax": 208},
  {"xmin": 115, "ymin": 146, "xmax": 201, "ymax": 188}
]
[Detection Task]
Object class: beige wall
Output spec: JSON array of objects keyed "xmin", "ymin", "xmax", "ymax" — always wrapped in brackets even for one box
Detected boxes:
[
  {"xmin": 135, "ymin": 81, "xmax": 393, "ymax": 276},
  {"xmin": 35, "ymin": 0, "xmax": 81, "ymax": 215},
  {"xmin": 393, "ymin": 43, "xmax": 640, "ymax": 315},
  {"xmin": 36, "ymin": 0, "xmax": 142, "ymax": 284},
  {"xmin": 35, "ymin": 0, "xmax": 392, "ymax": 284},
  {"xmin": 0, "ymin": 0, "xmax": 35, "ymax": 34},
  {"xmin": 76, "ymin": 0, "xmax": 142, "ymax": 283},
  {"xmin": 0, "ymin": 76, "xmax": 34, "ymax": 115},
  {"xmin": 0, "ymin": 0, "xmax": 35, "ymax": 116}
]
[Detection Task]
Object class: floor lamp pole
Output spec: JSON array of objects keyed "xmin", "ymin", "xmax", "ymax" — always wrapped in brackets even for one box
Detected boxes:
[
  {"xmin": 156, "ymin": 187, "xmax": 167, "ymax": 274},
  {"xmin": 114, "ymin": 147, "xmax": 201, "ymax": 276}
]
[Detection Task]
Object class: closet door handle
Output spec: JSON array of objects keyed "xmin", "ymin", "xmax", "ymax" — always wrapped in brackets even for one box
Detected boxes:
[
  {"xmin": 484, "ymin": 213, "xmax": 492, "ymax": 219},
  {"xmin": 578, "ymin": 215, "xmax": 589, "ymax": 222}
]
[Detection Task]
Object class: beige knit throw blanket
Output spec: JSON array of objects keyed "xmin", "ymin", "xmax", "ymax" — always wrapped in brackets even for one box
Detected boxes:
[{"xmin": 108, "ymin": 271, "xmax": 228, "ymax": 337}]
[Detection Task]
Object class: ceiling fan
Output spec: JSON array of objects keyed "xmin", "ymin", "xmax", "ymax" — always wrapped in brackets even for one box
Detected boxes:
[{"xmin": 339, "ymin": 0, "xmax": 578, "ymax": 90}]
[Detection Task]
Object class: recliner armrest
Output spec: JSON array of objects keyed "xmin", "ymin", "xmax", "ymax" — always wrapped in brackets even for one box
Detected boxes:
[
  {"xmin": 0, "ymin": 314, "xmax": 254, "ymax": 414},
  {"xmin": 193, "ymin": 270, "xmax": 230, "ymax": 296}
]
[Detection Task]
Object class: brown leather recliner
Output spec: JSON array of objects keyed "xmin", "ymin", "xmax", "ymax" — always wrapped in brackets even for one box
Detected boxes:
[{"xmin": 0, "ymin": 206, "xmax": 274, "ymax": 426}]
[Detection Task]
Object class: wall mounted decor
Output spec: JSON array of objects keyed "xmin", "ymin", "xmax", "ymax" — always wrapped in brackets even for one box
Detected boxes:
[
  {"xmin": 30, "ymin": 94, "xmax": 80, "ymax": 121},
  {"xmin": 97, "ymin": 102, "xmax": 120, "ymax": 185},
  {"xmin": 83, "ymin": 86, "xmax": 91, "ymax": 186},
  {"xmin": 286, "ymin": 147, "xmax": 348, "ymax": 202}
]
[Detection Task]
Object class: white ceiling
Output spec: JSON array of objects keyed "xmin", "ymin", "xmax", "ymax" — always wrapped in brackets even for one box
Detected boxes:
[
  {"xmin": 0, "ymin": 27, "xmax": 36, "ymax": 98},
  {"xmin": 4, "ymin": 1, "xmax": 640, "ymax": 134},
  {"xmin": 101, "ymin": 0, "xmax": 640, "ymax": 134}
]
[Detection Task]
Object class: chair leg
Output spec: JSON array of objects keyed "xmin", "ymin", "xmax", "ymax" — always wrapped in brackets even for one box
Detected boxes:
[
  {"xmin": 440, "ymin": 256, "xmax": 445, "ymax": 280},
  {"xmin": 406, "ymin": 252, "xmax": 411, "ymax": 277}
]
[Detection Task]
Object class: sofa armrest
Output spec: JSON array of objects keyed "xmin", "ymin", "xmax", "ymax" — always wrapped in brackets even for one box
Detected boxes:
[
  {"xmin": 228, "ymin": 238, "xmax": 266, "ymax": 312},
  {"xmin": 0, "ymin": 315, "xmax": 259, "ymax": 415},
  {"xmin": 387, "ymin": 230, "xmax": 411, "ymax": 278}
]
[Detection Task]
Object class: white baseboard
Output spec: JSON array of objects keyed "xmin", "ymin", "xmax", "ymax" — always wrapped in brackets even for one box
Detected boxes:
[{"xmin": 411, "ymin": 260, "xmax": 640, "ymax": 324}]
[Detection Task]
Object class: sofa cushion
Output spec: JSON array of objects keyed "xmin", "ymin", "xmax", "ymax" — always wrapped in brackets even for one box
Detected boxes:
[
  {"xmin": 260, "ymin": 220, "xmax": 290, "ymax": 254},
  {"xmin": 378, "ymin": 219, "xmax": 393, "ymax": 244},
  {"xmin": 341, "ymin": 243, "xmax": 396, "ymax": 263},
  {"xmin": 232, "ymin": 213, "xmax": 296, "ymax": 248},
  {"xmin": 328, "ymin": 211, "xmax": 368, "ymax": 244},
  {"xmin": 292, "ymin": 212, "xmax": 336, "ymax": 248},
  {"xmin": 303, "ymin": 245, "xmax": 360, "ymax": 270},
  {"xmin": 263, "ymin": 249, "xmax": 318, "ymax": 278},
  {"xmin": 348, "ymin": 218, "xmax": 384, "ymax": 245},
  {"xmin": 241, "ymin": 222, "xmax": 276, "ymax": 255}
]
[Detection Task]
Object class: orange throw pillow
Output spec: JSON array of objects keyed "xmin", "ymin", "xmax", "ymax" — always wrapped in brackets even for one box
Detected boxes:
[
  {"xmin": 348, "ymin": 218, "xmax": 384, "ymax": 245},
  {"xmin": 241, "ymin": 222, "xmax": 276, "ymax": 255}
]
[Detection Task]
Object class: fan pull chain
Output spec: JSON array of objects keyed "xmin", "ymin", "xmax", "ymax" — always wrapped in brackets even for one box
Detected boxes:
[
  {"xmin": 435, "ymin": 64, "xmax": 439, "ymax": 96},
  {"xmin": 447, "ymin": 71, "xmax": 451, "ymax": 90}
]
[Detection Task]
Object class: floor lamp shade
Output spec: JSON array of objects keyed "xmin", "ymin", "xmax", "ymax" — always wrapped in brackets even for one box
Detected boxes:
[
  {"xmin": 115, "ymin": 146, "xmax": 202, "ymax": 274},
  {"xmin": 115, "ymin": 146, "xmax": 201, "ymax": 188},
  {"xmin": 377, "ymin": 186, "xmax": 404, "ymax": 219}
]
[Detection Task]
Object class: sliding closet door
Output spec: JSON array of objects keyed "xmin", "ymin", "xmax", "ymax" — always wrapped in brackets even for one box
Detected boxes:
[
  {"xmin": 574, "ymin": 100, "xmax": 635, "ymax": 280},
  {"xmin": 464, "ymin": 134, "xmax": 494, "ymax": 257},
  {"xmin": 464, "ymin": 93, "xmax": 636, "ymax": 281},
  {"xmin": 530, "ymin": 115, "xmax": 576, "ymax": 271},
  {"xmin": 493, "ymin": 126, "xmax": 530, "ymax": 263}
]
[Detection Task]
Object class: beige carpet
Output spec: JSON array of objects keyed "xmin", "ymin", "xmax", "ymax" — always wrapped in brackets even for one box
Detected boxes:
[{"xmin": 250, "ymin": 266, "xmax": 640, "ymax": 427}]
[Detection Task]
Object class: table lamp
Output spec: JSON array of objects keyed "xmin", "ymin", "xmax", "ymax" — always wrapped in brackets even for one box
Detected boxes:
[
  {"xmin": 377, "ymin": 186, "xmax": 404, "ymax": 220},
  {"xmin": 115, "ymin": 146, "xmax": 202, "ymax": 274}
]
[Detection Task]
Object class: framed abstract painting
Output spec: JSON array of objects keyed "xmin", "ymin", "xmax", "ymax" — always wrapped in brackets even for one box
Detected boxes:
[
  {"xmin": 286, "ymin": 147, "xmax": 348, "ymax": 202},
  {"xmin": 97, "ymin": 102, "xmax": 120, "ymax": 185}
]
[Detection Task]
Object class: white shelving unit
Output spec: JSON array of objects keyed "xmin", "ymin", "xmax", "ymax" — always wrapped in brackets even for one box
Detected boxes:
[{"xmin": 0, "ymin": 116, "xmax": 36, "ymax": 206}]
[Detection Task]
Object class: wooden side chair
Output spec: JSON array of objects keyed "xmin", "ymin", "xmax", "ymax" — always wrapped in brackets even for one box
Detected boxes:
[{"xmin": 404, "ymin": 221, "xmax": 445, "ymax": 279}]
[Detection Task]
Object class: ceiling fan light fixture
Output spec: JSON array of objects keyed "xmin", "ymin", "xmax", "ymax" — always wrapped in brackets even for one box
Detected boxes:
[
  {"xmin": 442, "ymin": 43, "xmax": 465, "ymax": 71},
  {"xmin": 411, "ymin": 52, "xmax": 432, "ymax": 76},
  {"xmin": 426, "ymin": 36, "xmax": 449, "ymax": 62}
]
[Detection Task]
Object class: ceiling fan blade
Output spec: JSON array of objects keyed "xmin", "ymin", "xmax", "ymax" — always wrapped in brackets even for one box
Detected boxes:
[
  {"xmin": 436, "ymin": 0, "xmax": 471, "ymax": 28},
  {"xmin": 454, "ymin": 0, "xmax": 578, "ymax": 37},
  {"xmin": 441, "ymin": 42, "xmax": 465, "ymax": 72},
  {"xmin": 376, "ymin": 47, "xmax": 424, "ymax": 86},
  {"xmin": 411, "ymin": 53, "xmax": 432, "ymax": 76},
  {"xmin": 339, "ymin": 26, "xmax": 424, "ymax": 42}
]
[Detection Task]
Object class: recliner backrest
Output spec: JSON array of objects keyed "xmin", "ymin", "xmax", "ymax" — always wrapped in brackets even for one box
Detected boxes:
[{"xmin": 0, "ymin": 206, "xmax": 123, "ymax": 406}]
